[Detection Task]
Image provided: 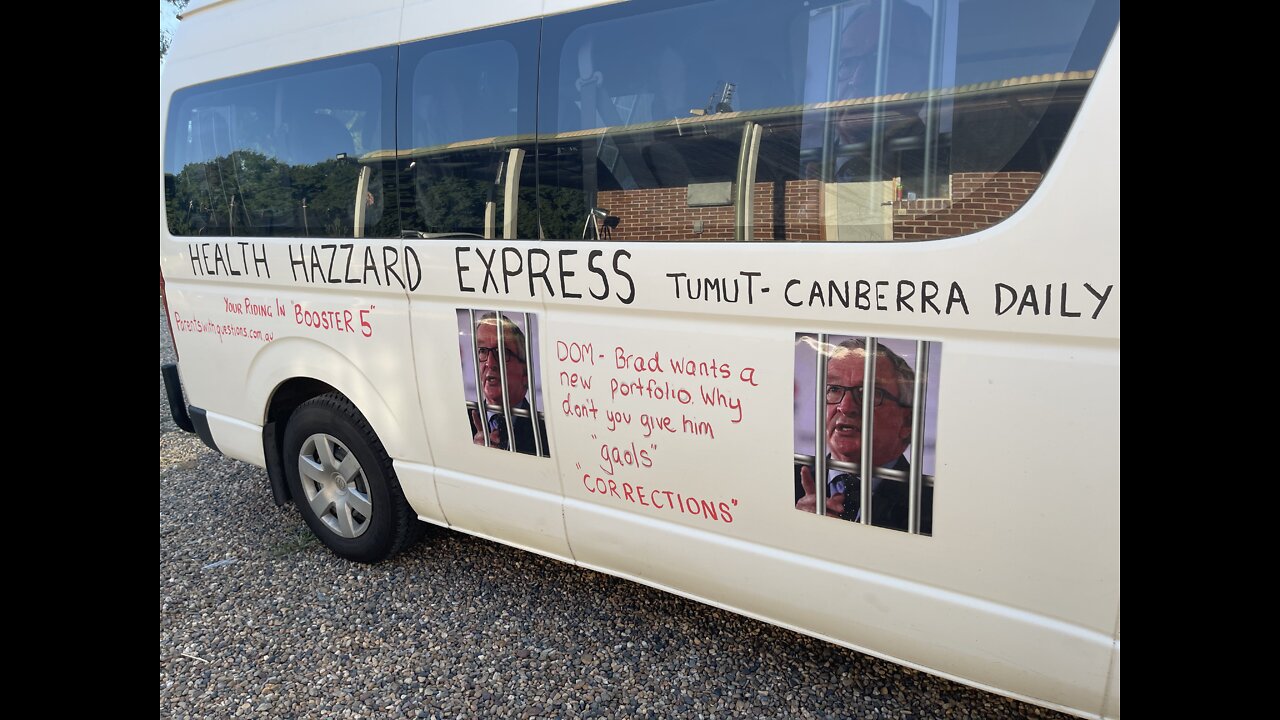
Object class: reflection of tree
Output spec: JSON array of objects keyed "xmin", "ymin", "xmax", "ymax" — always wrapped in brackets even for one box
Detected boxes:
[
  {"xmin": 414, "ymin": 175, "xmax": 490, "ymax": 236},
  {"xmin": 535, "ymin": 185, "xmax": 584, "ymax": 240},
  {"xmin": 403, "ymin": 175, "xmax": 579, "ymax": 240},
  {"xmin": 165, "ymin": 150, "xmax": 367, "ymax": 237},
  {"xmin": 160, "ymin": 0, "xmax": 189, "ymax": 63},
  {"xmin": 402, "ymin": 146, "xmax": 557, "ymax": 240}
]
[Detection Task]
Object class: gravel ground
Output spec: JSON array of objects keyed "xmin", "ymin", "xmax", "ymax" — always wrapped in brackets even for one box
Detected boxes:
[{"xmin": 160, "ymin": 306, "xmax": 1071, "ymax": 720}]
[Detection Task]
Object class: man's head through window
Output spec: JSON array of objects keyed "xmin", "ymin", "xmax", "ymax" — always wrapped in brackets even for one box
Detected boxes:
[{"xmin": 834, "ymin": 0, "xmax": 933, "ymax": 149}]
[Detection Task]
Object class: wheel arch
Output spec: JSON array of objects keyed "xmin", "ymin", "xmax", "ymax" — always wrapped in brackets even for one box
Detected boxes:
[{"xmin": 247, "ymin": 337, "xmax": 417, "ymax": 506}]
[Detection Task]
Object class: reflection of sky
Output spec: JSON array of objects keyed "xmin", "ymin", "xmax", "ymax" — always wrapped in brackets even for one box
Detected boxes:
[
  {"xmin": 546, "ymin": 0, "xmax": 1113, "ymax": 134},
  {"xmin": 456, "ymin": 309, "xmax": 544, "ymax": 414},
  {"xmin": 794, "ymin": 333, "xmax": 941, "ymax": 475}
]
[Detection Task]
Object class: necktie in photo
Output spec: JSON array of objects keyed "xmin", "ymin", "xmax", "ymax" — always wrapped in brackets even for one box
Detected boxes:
[
  {"xmin": 488, "ymin": 414, "xmax": 508, "ymax": 450},
  {"xmin": 832, "ymin": 472, "xmax": 861, "ymax": 522}
]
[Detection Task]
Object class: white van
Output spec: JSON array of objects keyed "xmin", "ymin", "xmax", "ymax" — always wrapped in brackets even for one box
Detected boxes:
[{"xmin": 160, "ymin": 0, "xmax": 1120, "ymax": 716}]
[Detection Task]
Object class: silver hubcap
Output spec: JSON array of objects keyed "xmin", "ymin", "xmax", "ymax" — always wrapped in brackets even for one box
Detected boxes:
[{"xmin": 297, "ymin": 433, "xmax": 372, "ymax": 539}]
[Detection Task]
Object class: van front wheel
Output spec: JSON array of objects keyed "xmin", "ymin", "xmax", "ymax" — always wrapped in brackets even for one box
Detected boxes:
[{"xmin": 282, "ymin": 393, "xmax": 421, "ymax": 562}]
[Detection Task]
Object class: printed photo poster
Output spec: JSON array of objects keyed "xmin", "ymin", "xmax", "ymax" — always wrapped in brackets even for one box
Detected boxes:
[
  {"xmin": 793, "ymin": 333, "xmax": 940, "ymax": 535},
  {"xmin": 457, "ymin": 309, "xmax": 550, "ymax": 457}
]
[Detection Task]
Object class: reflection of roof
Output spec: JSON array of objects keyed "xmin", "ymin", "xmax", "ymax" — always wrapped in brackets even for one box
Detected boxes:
[
  {"xmin": 363, "ymin": 71, "xmax": 1095, "ymax": 163},
  {"xmin": 361, "ymin": 135, "xmax": 537, "ymax": 163}
]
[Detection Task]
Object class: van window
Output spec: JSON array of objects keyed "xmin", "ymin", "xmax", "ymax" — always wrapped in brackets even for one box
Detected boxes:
[
  {"xmin": 399, "ymin": 23, "xmax": 540, "ymax": 240},
  {"xmin": 538, "ymin": 0, "xmax": 1119, "ymax": 241},
  {"xmin": 163, "ymin": 49, "xmax": 397, "ymax": 238}
]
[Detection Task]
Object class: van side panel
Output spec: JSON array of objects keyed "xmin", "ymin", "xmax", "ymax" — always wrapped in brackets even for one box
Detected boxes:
[
  {"xmin": 169, "ymin": 0, "xmax": 403, "ymax": 88},
  {"xmin": 400, "ymin": 0, "xmax": 543, "ymax": 43}
]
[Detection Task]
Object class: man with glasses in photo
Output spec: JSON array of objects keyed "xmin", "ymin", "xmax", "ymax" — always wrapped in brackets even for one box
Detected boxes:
[
  {"xmin": 795, "ymin": 338, "xmax": 932, "ymax": 533},
  {"xmin": 467, "ymin": 312, "xmax": 549, "ymax": 456}
]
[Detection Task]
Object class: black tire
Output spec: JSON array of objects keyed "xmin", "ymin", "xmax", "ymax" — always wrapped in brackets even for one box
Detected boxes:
[{"xmin": 282, "ymin": 392, "xmax": 423, "ymax": 563}]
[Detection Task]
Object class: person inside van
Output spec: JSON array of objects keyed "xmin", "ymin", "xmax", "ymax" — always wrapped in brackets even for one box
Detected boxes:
[
  {"xmin": 794, "ymin": 338, "xmax": 932, "ymax": 533},
  {"xmin": 830, "ymin": 0, "xmax": 933, "ymax": 184},
  {"xmin": 468, "ymin": 312, "xmax": 548, "ymax": 456}
]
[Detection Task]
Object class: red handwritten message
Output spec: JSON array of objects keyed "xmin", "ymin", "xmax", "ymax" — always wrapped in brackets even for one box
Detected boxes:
[
  {"xmin": 174, "ymin": 295, "xmax": 381, "ymax": 343},
  {"xmin": 553, "ymin": 339, "xmax": 762, "ymax": 525}
]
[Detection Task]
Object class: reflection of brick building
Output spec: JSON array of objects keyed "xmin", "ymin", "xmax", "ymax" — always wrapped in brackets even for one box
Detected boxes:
[
  {"xmin": 599, "ymin": 181, "xmax": 822, "ymax": 241},
  {"xmin": 597, "ymin": 171, "xmax": 1040, "ymax": 242},
  {"xmin": 894, "ymin": 172, "xmax": 1042, "ymax": 240}
]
